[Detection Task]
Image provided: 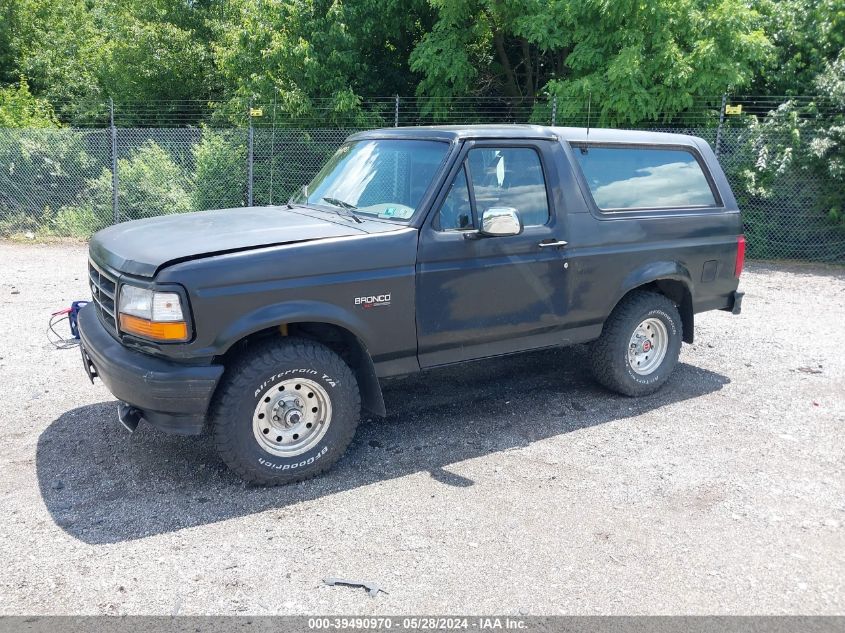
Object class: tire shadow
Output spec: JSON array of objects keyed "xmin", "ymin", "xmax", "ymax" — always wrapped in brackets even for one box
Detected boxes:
[{"xmin": 37, "ymin": 345, "xmax": 729, "ymax": 544}]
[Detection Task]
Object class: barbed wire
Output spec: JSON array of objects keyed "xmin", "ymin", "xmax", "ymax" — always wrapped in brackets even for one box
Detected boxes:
[{"xmin": 25, "ymin": 94, "xmax": 843, "ymax": 128}]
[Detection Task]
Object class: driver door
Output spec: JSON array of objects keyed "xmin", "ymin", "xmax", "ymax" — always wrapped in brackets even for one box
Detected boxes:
[{"xmin": 415, "ymin": 139, "xmax": 570, "ymax": 367}]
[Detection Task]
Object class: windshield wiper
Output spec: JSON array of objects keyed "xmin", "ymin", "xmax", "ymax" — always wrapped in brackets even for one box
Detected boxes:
[
  {"xmin": 322, "ymin": 196, "xmax": 357, "ymax": 210},
  {"xmin": 321, "ymin": 197, "xmax": 363, "ymax": 223}
]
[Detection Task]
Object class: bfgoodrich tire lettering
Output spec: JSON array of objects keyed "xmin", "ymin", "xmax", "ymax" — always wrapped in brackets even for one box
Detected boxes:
[
  {"xmin": 210, "ymin": 337, "xmax": 361, "ymax": 485},
  {"xmin": 589, "ymin": 291, "xmax": 683, "ymax": 397}
]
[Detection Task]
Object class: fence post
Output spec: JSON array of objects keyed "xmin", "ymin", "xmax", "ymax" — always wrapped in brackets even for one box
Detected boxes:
[
  {"xmin": 715, "ymin": 92, "xmax": 727, "ymax": 158},
  {"xmin": 394, "ymin": 95, "xmax": 400, "ymax": 127},
  {"xmin": 247, "ymin": 100, "xmax": 254, "ymax": 207},
  {"xmin": 269, "ymin": 88, "xmax": 278, "ymax": 205},
  {"xmin": 551, "ymin": 95, "xmax": 557, "ymax": 126},
  {"xmin": 110, "ymin": 98, "xmax": 118, "ymax": 224}
]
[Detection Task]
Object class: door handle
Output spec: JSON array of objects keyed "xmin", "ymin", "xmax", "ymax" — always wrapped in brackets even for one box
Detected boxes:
[{"xmin": 538, "ymin": 240, "xmax": 568, "ymax": 248}]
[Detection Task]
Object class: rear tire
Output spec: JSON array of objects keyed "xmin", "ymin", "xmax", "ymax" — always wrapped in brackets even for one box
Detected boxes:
[
  {"xmin": 210, "ymin": 337, "xmax": 361, "ymax": 485},
  {"xmin": 589, "ymin": 291, "xmax": 682, "ymax": 397}
]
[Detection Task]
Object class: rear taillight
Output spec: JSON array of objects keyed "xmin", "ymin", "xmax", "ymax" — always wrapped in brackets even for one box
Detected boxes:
[{"xmin": 735, "ymin": 235, "xmax": 746, "ymax": 277}]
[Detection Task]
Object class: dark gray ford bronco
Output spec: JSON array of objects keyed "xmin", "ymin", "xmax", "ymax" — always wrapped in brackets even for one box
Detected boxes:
[{"xmin": 79, "ymin": 125, "xmax": 745, "ymax": 484}]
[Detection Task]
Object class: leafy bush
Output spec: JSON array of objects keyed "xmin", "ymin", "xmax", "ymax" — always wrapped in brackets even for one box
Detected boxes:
[
  {"xmin": 0, "ymin": 127, "xmax": 106, "ymax": 236},
  {"xmin": 47, "ymin": 139, "xmax": 192, "ymax": 237},
  {"xmin": 0, "ymin": 78, "xmax": 59, "ymax": 128},
  {"xmin": 116, "ymin": 140, "xmax": 192, "ymax": 219},
  {"xmin": 51, "ymin": 204, "xmax": 111, "ymax": 237},
  {"xmin": 723, "ymin": 100, "xmax": 845, "ymax": 261},
  {"xmin": 808, "ymin": 52, "xmax": 845, "ymax": 222},
  {"xmin": 192, "ymin": 129, "xmax": 247, "ymax": 210}
]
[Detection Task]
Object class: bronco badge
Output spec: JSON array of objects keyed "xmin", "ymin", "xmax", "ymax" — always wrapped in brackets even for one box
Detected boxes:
[{"xmin": 355, "ymin": 293, "xmax": 391, "ymax": 308}]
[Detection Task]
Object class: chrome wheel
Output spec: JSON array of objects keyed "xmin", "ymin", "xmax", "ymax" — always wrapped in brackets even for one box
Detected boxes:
[
  {"xmin": 252, "ymin": 378, "xmax": 332, "ymax": 457},
  {"xmin": 628, "ymin": 317, "xmax": 669, "ymax": 375}
]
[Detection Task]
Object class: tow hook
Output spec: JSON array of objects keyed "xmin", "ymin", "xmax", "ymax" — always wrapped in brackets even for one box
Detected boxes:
[{"xmin": 117, "ymin": 403, "xmax": 142, "ymax": 433}]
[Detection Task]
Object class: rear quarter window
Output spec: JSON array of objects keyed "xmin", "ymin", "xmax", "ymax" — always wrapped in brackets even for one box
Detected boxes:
[{"xmin": 572, "ymin": 144, "xmax": 719, "ymax": 211}]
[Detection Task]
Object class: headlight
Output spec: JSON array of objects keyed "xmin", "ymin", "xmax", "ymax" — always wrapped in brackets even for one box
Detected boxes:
[{"xmin": 118, "ymin": 285, "xmax": 189, "ymax": 342}]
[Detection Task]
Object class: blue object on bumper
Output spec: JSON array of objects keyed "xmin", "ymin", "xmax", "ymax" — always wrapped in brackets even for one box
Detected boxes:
[{"xmin": 77, "ymin": 302, "xmax": 224, "ymax": 435}]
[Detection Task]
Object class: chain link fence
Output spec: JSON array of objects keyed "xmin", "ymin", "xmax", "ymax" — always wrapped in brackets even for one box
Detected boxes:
[{"xmin": 1, "ymin": 97, "xmax": 843, "ymax": 262}]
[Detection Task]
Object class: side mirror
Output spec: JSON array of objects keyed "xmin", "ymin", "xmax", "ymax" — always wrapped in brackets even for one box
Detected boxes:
[{"xmin": 480, "ymin": 207, "xmax": 523, "ymax": 237}]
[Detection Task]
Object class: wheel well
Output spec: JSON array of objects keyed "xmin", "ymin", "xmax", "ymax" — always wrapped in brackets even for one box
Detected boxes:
[
  {"xmin": 218, "ymin": 321, "xmax": 386, "ymax": 416},
  {"xmin": 619, "ymin": 279, "xmax": 694, "ymax": 344}
]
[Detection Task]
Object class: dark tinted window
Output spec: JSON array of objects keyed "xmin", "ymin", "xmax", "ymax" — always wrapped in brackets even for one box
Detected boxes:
[{"xmin": 574, "ymin": 145, "xmax": 717, "ymax": 210}]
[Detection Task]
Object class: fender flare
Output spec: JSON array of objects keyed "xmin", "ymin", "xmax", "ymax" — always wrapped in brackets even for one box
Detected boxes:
[
  {"xmin": 612, "ymin": 261, "xmax": 695, "ymax": 344},
  {"xmin": 214, "ymin": 300, "xmax": 374, "ymax": 353},
  {"xmin": 215, "ymin": 300, "xmax": 386, "ymax": 416}
]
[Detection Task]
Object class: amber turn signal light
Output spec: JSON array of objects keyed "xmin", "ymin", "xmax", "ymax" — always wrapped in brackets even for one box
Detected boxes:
[{"xmin": 119, "ymin": 314, "xmax": 188, "ymax": 341}]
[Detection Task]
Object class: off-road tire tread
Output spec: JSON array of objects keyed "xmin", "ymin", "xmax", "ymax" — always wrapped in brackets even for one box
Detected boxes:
[
  {"xmin": 210, "ymin": 337, "xmax": 360, "ymax": 485},
  {"xmin": 589, "ymin": 290, "xmax": 682, "ymax": 397}
]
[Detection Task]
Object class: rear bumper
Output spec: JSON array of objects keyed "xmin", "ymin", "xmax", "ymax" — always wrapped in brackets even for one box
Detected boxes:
[
  {"xmin": 78, "ymin": 303, "xmax": 224, "ymax": 435},
  {"xmin": 696, "ymin": 289, "xmax": 744, "ymax": 315}
]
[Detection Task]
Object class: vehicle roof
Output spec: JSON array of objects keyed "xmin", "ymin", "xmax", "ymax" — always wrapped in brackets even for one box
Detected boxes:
[{"xmin": 350, "ymin": 124, "xmax": 706, "ymax": 146}]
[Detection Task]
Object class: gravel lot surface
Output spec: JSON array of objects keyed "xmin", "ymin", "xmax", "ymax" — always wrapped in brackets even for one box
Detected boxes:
[{"xmin": 0, "ymin": 241, "xmax": 843, "ymax": 615}]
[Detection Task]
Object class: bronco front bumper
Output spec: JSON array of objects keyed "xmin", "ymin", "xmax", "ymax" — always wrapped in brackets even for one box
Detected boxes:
[{"xmin": 78, "ymin": 303, "xmax": 224, "ymax": 435}]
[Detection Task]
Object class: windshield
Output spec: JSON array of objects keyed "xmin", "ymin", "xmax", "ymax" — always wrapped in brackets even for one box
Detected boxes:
[{"xmin": 291, "ymin": 139, "xmax": 450, "ymax": 221}]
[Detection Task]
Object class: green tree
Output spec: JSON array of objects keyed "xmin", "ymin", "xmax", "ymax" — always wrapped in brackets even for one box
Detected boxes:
[
  {"xmin": 0, "ymin": 0, "xmax": 19, "ymax": 85},
  {"xmin": 751, "ymin": 0, "xmax": 845, "ymax": 96},
  {"xmin": 0, "ymin": 78, "xmax": 60, "ymax": 128},
  {"xmin": 5, "ymin": 0, "xmax": 226, "ymax": 125},
  {"xmin": 97, "ymin": 0, "xmax": 223, "ymax": 124},
  {"xmin": 410, "ymin": 0, "xmax": 771, "ymax": 125},
  {"xmin": 213, "ymin": 0, "xmax": 434, "ymax": 125},
  {"xmin": 6, "ymin": 0, "xmax": 107, "ymax": 123}
]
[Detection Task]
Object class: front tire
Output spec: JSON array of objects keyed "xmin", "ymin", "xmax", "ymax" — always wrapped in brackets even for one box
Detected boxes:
[
  {"xmin": 210, "ymin": 337, "xmax": 361, "ymax": 485},
  {"xmin": 589, "ymin": 291, "xmax": 682, "ymax": 397}
]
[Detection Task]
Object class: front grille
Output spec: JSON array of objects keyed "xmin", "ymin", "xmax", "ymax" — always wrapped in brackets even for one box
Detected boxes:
[{"xmin": 88, "ymin": 260, "xmax": 118, "ymax": 335}]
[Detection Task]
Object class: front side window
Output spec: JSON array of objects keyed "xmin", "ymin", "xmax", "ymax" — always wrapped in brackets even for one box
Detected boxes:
[
  {"xmin": 437, "ymin": 146, "xmax": 551, "ymax": 230},
  {"xmin": 292, "ymin": 139, "xmax": 450, "ymax": 221},
  {"xmin": 573, "ymin": 145, "xmax": 718, "ymax": 210},
  {"xmin": 438, "ymin": 165, "xmax": 472, "ymax": 230}
]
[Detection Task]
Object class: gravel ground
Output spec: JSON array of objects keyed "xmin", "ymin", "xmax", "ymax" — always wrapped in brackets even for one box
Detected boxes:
[{"xmin": 0, "ymin": 241, "xmax": 843, "ymax": 615}]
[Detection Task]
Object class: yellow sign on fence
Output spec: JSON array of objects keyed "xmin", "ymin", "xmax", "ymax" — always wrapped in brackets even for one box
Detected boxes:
[
  {"xmin": 725, "ymin": 104, "xmax": 743, "ymax": 115},
  {"xmin": 249, "ymin": 107, "xmax": 264, "ymax": 117}
]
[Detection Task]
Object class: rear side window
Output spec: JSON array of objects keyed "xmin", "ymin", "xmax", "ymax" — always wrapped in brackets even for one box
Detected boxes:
[{"xmin": 573, "ymin": 145, "xmax": 718, "ymax": 211}]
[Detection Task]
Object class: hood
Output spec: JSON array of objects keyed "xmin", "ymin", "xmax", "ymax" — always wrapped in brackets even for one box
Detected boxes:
[{"xmin": 89, "ymin": 206, "xmax": 372, "ymax": 277}]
